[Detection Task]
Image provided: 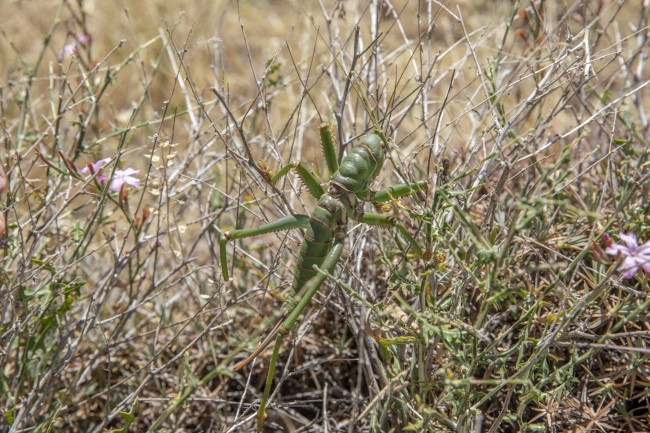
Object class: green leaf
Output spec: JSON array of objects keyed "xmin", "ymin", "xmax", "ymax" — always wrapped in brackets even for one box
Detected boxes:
[
  {"xmin": 29, "ymin": 257, "xmax": 57, "ymax": 276},
  {"xmin": 110, "ymin": 400, "xmax": 138, "ymax": 433}
]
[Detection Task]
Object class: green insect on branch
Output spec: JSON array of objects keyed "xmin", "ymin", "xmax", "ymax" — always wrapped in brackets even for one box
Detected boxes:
[{"xmin": 217, "ymin": 124, "xmax": 426, "ymax": 431}]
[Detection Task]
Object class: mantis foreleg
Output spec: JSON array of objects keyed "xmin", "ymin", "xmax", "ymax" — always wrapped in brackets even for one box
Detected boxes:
[
  {"xmin": 259, "ymin": 123, "xmax": 341, "ymax": 200},
  {"xmin": 219, "ymin": 214, "xmax": 311, "ymax": 280},
  {"xmin": 267, "ymin": 160, "xmax": 325, "ymax": 198}
]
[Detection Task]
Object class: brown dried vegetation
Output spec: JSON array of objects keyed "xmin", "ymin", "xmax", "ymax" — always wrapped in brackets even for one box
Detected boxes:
[{"xmin": 1, "ymin": 1, "xmax": 649, "ymax": 432}]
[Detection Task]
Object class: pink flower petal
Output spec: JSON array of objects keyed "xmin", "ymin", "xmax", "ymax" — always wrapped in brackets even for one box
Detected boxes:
[
  {"xmin": 605, "ymin": 232, "xmax": 650, "ymax": 279},
  {"xmin": 80, "ymin": 158, "xmax": 112, "ymax": 175},
  {"xmin": 60, "ymin": 43, "xmax": 77, "ymax": 58},
  {"xmin": 619, "ymin": 232, "xmax": 638, "ymax": 250},
  {"xmin": 110, "ymin": 168, "xmax": 140, "ymax": 191},
  {"xmin": 638, "ymin": 241, "xmax": 650, "ymax": 258},
  {"xmin": 605, "ymin": 244, "xmax": 628, "ymax": 256},
  {"xmin": 77, "ymin": 34, "xmax": 91, "ymax": 44},
  {"xmin": 622, "ymin": 268, "xmax": 638, "ymax": 279}
]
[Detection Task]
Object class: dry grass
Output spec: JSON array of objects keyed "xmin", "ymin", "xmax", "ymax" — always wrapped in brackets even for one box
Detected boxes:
[{"xmin": 1, "ymin": 1, "xmax": 649, "ymax": 432}]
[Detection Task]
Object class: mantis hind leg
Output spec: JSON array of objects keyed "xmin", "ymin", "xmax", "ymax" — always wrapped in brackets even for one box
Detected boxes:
[
  {"xmin": 358, "ymin": 212, "xmax": 423, "ymax": 257},
  {"xmin": 372, "ymin": 180, "xmax": 427, "ymax": 202},
  {"xmin": 256, "ymin": 238, "xmax": 344, "ymax": 431}
]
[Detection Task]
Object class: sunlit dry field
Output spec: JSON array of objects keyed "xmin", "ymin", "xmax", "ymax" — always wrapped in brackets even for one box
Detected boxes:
[{"xmin": 1, "ymin": 1, "xmax": 649, "ymax": 432}]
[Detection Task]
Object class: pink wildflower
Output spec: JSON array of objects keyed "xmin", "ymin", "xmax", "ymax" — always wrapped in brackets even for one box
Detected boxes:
[
  {"xmin": 76, "ymin": 34, "xmax": 92, "ymax": 44},
  {"xmin": 80, "ymin": 158, "xmax": 140, "ymax": 191},
  {"xmin": 61, "ymin": 42, "xmax": 78, "ymax": 57},
  {"xmin": 110, "ymin": 168, "xmax": 140, "ymax": 191},
  {"xmin": 605, "ymin": 232, "xmax": 650, "ymax": 278},
  {"xmin": 80, "ymin": 158, "xmax": 111, "ymax": 175},
  {"xmin": 58, "ymin": 33, "xmax": 91, "ymax": 59}
]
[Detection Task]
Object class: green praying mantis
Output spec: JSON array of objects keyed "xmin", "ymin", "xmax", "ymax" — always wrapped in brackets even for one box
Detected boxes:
[{"xmin": 218, "ymin": 123, "xmax": 427, "ymax": 431}]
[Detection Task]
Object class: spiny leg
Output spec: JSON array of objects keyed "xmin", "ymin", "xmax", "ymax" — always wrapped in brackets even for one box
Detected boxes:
[
  {"xmin": 319, "ymin": 123, "xmax": 339, "ymax": 175},
  {"xmin": 218, "ymin": 214, "xmax": 311, "ymax": 280},
  {"xmin": 223, "ymin": 213, "xmax": 319, "ymax": 371},
  {"xmin": 231, "ymin": 229, "xmax": 337, "ymax": 372},
  {"xmin": 267, "ymin": 160, "xmax": 324, "ymax": 199},
  {"xmin": 358, "ymin": 212, "xmax": 423, "ymax": 257},
  {"xmin": 256, "ymin": 123, "xmax": 339, "ymax": 199},
  {"xmin": 256, "ymin": 238, "xmax": 344, "ymax": 432},
  {"xmin": 275, "ymin": 122, "xmax": 341, "ymax": 195},
  {"xmin": 371, "ymin": 180, "xmax": 428, "ymax": 202}
]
